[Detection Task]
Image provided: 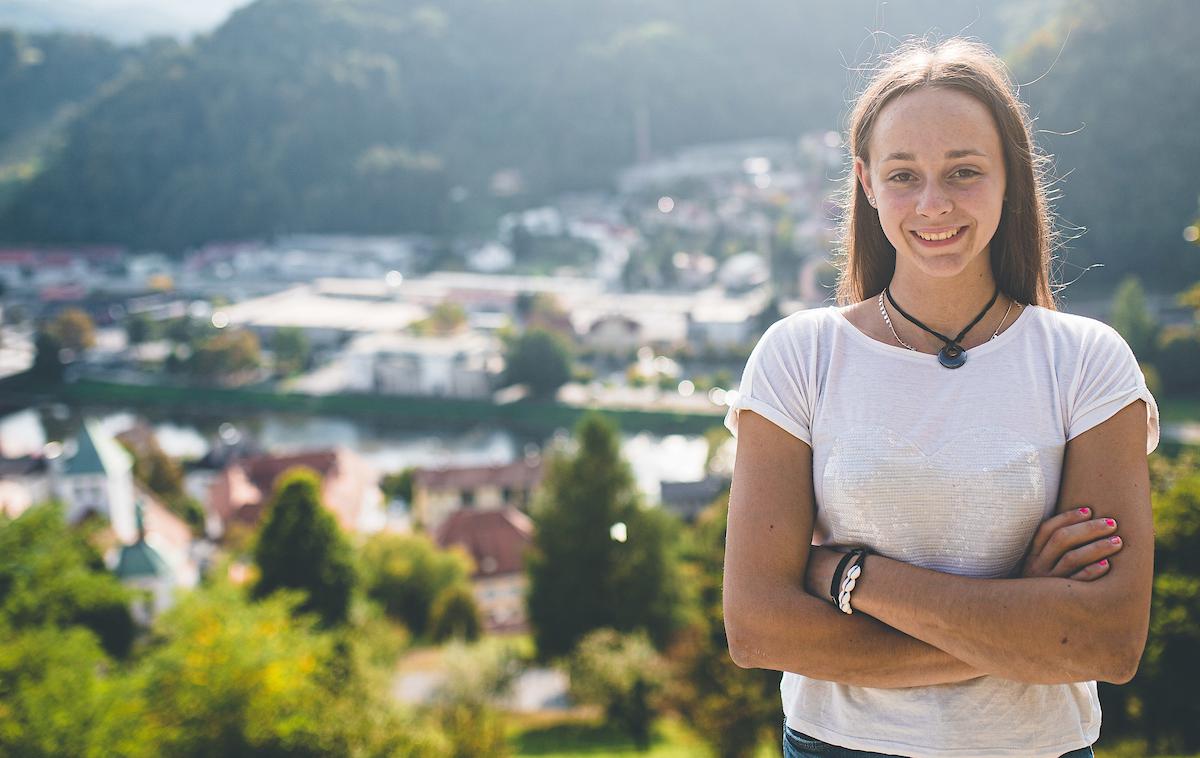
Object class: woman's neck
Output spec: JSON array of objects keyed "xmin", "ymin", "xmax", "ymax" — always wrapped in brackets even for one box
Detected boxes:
[{"xmin": 886, "ymin": 266, "xmax": 1003, "ymax": 338}]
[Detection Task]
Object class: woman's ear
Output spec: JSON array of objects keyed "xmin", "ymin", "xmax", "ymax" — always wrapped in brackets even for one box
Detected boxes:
[{"xmin": 853, "ymin": 157, "xmax": 875, "ymax": 206}]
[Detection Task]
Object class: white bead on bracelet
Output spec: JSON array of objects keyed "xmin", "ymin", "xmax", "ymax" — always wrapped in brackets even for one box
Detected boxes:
[{"xmin": 838, "ymin": 561, "xmax": 863, "ymax": 614}]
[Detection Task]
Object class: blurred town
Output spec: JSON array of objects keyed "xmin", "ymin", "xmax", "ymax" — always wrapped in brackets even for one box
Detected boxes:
[{"xmin": 1, "ymin": 1, "xmax": 1199, "ymax": 756}]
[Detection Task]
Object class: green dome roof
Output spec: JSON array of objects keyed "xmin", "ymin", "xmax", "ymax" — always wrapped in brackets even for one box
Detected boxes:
[{"xmin": 114, "ymin": 539, "xmax": 172, "ymax": 580}]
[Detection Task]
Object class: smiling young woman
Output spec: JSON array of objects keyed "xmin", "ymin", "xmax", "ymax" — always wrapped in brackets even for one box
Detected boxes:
[{"xmin": 721, "ymin": 38, "xmax": 1158, "ymax": 758}]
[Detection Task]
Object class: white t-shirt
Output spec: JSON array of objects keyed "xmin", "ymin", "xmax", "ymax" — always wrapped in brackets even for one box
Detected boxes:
[{"xmin": 723, "ymin": 303, "xmax": 1159, "ymax": 758}]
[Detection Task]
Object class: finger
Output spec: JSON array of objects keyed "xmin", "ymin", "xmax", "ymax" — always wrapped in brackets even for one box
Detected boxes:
[
  {"xmin": 1052, "ymin": 535, "xmax": 1123, "ymax": 578},
  {"xmin": 1027, "ymin": 513, "xmax": 1108, "ymax": 577},
  {"xmin": 1068, "ymin": 559, "xmax": 1110, "ymax": 581},
  {"xmin": 1039, "ymin": 517, "xmax": 1120, "ymax": 574},
  {"xmin": 1029, "ymin": 506, "xmax": 1092, "ymax": 560}
]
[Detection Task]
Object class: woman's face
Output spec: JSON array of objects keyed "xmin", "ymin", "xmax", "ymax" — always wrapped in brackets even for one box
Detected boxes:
[{"xmin": 854, "ymin": 86, "xmax": 1007, "ymax": 281}]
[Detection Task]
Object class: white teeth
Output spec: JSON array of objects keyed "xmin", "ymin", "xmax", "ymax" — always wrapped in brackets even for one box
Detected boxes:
[{"xmin": 915, "ymin": 227, "xmax": 961, "ymax": 241}]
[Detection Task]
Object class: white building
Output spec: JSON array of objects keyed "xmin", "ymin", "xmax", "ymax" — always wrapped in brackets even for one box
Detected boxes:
[
  {"xmin": 343, "ymin": 331, "xmax": 503, "ymax": 398},
  {"xmin": 58, "ymin": 419, "xmax": 138, "ymax": 544}
]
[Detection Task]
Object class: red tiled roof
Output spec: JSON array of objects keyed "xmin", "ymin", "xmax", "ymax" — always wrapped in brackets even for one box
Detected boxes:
[
  {"xmin": 208, "ymin": 448, "xmax": 377, "ymax": 535},
  {"xmin": 414, "ymin": 458, "xmax": 542, "ymax": 492},
  {"xmin": 240, "ymin": 450, "xmax": 340, "ymax": 494},
  {"xmin": 434, "ymin": 506, "xmax": 534, "ymax": 577}
]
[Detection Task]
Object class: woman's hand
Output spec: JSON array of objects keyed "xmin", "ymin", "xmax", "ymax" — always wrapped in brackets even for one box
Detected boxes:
[{"xmin": 1015, "ymin": 506, "xmax": 1123, "ymax": 580}]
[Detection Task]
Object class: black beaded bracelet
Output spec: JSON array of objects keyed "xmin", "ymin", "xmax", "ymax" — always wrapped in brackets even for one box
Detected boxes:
[{"xmin": 830, "ymin": 550, "xmax": 859, "ymax": 605}]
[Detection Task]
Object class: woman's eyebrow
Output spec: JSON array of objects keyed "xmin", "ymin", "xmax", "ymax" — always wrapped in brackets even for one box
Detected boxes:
[{"xmin": 881, "ymin": 149, "xmax": 988, "ymax": 162}]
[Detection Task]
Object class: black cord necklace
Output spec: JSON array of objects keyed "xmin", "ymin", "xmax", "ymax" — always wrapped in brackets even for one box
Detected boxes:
[{"xmin": 883, "ymin": 285, "xmax": 1000, "ymax": 369}]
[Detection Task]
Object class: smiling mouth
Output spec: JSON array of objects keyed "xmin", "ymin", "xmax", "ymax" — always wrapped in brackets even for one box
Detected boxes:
[{"xmin": 911, "ymin": 226, "xmax": 967, "ymax": 242}]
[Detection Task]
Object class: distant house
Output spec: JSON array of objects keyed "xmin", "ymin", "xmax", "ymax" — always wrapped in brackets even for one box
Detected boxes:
[
  {"xmin": 660, "ymin": 474, "xmax": 731, "ymax": 523},
  {"xmin": 411, "ymin": 457, "xmax": 543, "ymax": 532},
  {"xmin": 42, "ymin": 420, "xmax": 200, "ymax": 622},
  {"xmin": 342, "ymin": 331, "xmax": 503, "ymax": 398},
  {"xmin": 435, "ymin": 506, "xmax": 534, "ymax": 632},
  {"xmin": 685, "ymin": 301, "xmax": 758, "ymax": 349},
  {"xmin": 113, "ymin": 493, "xmax": 201, "ymax": 625},
  {"xmin": 206, "ymin": 447, "xmax": 386, "ymax": 537},
  {"xmin": 583, "ymin": 314, "xmax": 644, "ymax": 356},
  {"xmin": 0, "ymin": 454, "xmax": 51, "ymax": 520},
  {"xmin": 57, "ymin": 419, "xmax": 139, "ymax": 543}
]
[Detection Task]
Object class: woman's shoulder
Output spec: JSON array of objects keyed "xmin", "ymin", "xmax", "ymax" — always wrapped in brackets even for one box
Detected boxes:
[
  {"xmin": 1028, "ymin": 305, "xmax": 1130, "ymax": 349},
  {"xmin": 744, "ymin": 306, "xmax": 836, "ymax": 369},
  {"xmin": 762, "ymin": 305, "xmax": 839, "ymax": 339}
]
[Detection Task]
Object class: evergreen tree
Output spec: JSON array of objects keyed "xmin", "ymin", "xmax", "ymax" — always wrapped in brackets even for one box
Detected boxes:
[
  {"xmin": 666, "ymin": 493, "xmax": 781, "ymax": 758},
  {"xmin": 29, "ymin": 331, "xmax": 64, "ymax": 384},
  {"xmin": 1110, "ymin": 276, "xmax": 1160, "ymax": 360},
  {"xmin": 525, "ymin": 412, "xmax": 686, "ymax": 660},
  {"xmin": 252, "ymin": 467, "xmax": 357, "ymax": 627}
]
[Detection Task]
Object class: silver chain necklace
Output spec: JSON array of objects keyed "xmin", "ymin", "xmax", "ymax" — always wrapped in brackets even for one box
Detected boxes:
[{"xmin": 877, "ymin": 290, "xmax": 1018, "ymax": 352}]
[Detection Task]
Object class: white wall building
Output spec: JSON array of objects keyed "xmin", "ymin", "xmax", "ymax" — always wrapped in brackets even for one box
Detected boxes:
[{"xmin": 343, "ymin": 331, "xmax": 503, "ymax": 398}]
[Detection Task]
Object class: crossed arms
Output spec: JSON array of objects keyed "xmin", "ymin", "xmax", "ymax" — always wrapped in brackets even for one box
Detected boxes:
[{"xmin": 722, "ymin": 400, "xmax": 1154, "ymax": 687}]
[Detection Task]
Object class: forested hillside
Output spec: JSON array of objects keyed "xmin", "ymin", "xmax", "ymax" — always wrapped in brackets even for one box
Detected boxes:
[
  {"xmin": 0, "ymin": 0, "xmax": 1011, "ymax": 249},
  {"xmin": 0, "ymin": 30, "xmax": 136, "ymax": 204},
  {"xmin": 1006, "ymin": 0, "xmax": 1200, "ymax": 290},
  {"xmin": 0, "ymin": 0, "xmax": 1195, "ymax": 288}
]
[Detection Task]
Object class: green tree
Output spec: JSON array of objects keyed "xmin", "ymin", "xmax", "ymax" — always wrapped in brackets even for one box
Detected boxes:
[
  {"xmin": 252, "ymin": 468, "xmax": 358, "ymax": 627},
  {"xmin": 503, "ymin": 327, "xmax": 572, "ymax": 400},
  {"xmin": 29, "ymin": 331, "xmax": 64, "ymax": 383},
  {"xmin": 0, "ymin": 502, "xmax": 135, "ymax": 658},
  {"xmin": 359, "ymin": 532, "xmax": 472, "ymax": 638},
  {"xmin": 430, "ymin": 302, "xmax": 468, "ymax": 334},
  {"xmin": 1122, "ymin": 458, "xmax": 1200, "ymax": 752},
  {"xmin": 46, "ymin": 307, "xmax": 96, "ymax": 352},
  {"xmin": 271, "ymin": 326, "xmax": 310, "ymax": 376},
  {"xmin": 666, "ymin": 494, "xmax": 781, "ymax": 758},
  {"xmin": 380, "ymin": 467, "xmax": 415, "ymax": 504},
  {"xmin": 1155, "ymin": 326, "xmax": 1200, "ymax": 396},
  {"xmin": 567, "ymin": 628, "xmax": 668, "ymax": 750},
  {"xmin": 1111, "ymin": 276, "xmax": 1160, "ymax": 360},
  {"xmin": 429, "ymin": 584, "xmax": 482, "ymax": 643},
  {"xmin": 103, "ymin": 582, "xmax": 441, "ymax": 758},
  {"xmin": 0, "ymin": 625, "xmax": 114, "ymax": 758},
  {"xmin": 189, "ymin": 328, "xmax": 261, "ymax": 383},
  {"xmin": 423, "ymin": 640, "xmax": 521, "ymax": 758},
  {"xmin": 125, "ymin": 312, "xmax": 157, "ymax": 344},
  {"xmin": 526, "ymin": 412, "xmax": 687, "ymax": 660},
  {"xmin": 117, "ymin": 436, "xmax": 204, "ymax": 534}
]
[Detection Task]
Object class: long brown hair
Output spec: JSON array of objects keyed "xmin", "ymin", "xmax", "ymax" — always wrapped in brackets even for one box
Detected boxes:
[{"xmin": 834, "ymin": 37, "xmax": 1058, "ymax": 310}]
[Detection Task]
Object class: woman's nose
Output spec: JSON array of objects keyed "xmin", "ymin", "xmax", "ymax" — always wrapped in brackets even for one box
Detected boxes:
[{"xmin": 916, "ymin": 182, "xmax": 953, "ymax": 217}]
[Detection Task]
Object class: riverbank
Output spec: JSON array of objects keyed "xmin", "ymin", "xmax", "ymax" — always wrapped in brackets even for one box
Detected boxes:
[{"xmin": 0, "ymin": 377, "xmax": 728, "ymax": 437}]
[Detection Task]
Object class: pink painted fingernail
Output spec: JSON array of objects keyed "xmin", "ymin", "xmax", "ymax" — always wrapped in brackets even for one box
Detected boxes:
[
  {"xmin": 1098, "ymin": 559, "xmax": 1109, "ymax": 567},
  {"xmin": 1110, "ymin": 537, "xmax": 1121, "ymax": 544},
  {"xmin": 1105, "ymin": 519, "xmax": 1116, "ymax": 527},
  {"xmin": 1078, "ymin": 508, "xmax": 1090, "ymax": 516}
]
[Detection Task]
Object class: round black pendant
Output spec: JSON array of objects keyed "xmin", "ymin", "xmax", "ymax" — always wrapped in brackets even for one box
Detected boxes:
[{"xmin": 938, "ymin": 343, "xmax": 967, "ymax": 369}]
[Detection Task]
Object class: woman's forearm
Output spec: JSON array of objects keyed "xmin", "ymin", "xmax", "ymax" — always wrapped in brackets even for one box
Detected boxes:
[
  {"xmin": 842, "ymin": 552, "xmax": 1131, "ymax": 684},
  {"xmin": 729, "ymin": 582, "xmax": 988, "ymax": 688}
]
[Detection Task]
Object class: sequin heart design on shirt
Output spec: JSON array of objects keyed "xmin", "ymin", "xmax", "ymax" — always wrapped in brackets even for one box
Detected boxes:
[{"xmin": 820, "ymin": 425, "xmax": 1046, "ymax": 578}]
